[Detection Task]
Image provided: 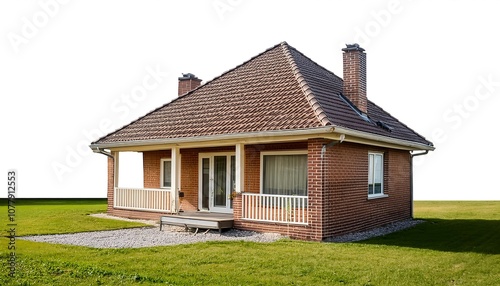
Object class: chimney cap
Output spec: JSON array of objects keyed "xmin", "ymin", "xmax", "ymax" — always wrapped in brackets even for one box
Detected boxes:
[
  {"xmin": 178, "ymin": 73, "xmax": 200, "ymax": 80},
  {"xmin": 342, "ymin": 43, "xmax": 365, "ymax": 52}
]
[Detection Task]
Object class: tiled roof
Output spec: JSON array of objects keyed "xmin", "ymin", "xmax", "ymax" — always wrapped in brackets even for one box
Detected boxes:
[{"xmin": 94, "ymin": 42, "xmax": 432, "ymax": 148}]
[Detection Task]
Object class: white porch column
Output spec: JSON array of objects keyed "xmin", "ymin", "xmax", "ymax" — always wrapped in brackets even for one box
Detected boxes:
[
  {"xmin": 235, "ymin": 143, "xmax": 245, "ymax": 193},
  {"xmin": 171, "ymin": 147, "xmax": 180, "ymax": 211}
]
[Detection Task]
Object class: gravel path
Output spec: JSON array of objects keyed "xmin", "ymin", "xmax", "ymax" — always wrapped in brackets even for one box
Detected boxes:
[
  {"xmin": 20, "ymin": 227, "xmax": 283, "ymax": 249},
  {"xmin": 19, "ymin": 214, "xmax": 423, "ymax": 248}
]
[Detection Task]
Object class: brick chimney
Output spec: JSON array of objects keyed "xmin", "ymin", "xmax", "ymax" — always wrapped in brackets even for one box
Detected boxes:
[
  {"xmin": 178, "ymin": 73, "xmax": 202, "ymax": 96},
  {"xmin": 342, "ymin": 44, "xmax": 367, "ymax": 114}
]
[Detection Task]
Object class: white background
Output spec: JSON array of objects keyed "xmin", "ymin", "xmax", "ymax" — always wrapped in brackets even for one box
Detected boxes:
[{"xmin": 1, "ymin": 0, "xmax": 499, "ymax": 200}]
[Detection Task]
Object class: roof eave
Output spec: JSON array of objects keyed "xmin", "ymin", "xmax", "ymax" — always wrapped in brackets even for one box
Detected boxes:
[
  {"xmin": 90, "ymin": 125, "xmax": 434, "ymax": 152},
  {"xmin": 332, "ymin": 126, "xmax": 435, "ymax": 151},
  {"xmin": 89, "ymin": 127, "xmax": 336, "ymax": 151}
]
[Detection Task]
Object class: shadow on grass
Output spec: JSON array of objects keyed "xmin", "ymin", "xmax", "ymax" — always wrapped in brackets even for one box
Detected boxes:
[{"xmin": 359, "ymin": 218, "xmax": 500, "ymax": 255}]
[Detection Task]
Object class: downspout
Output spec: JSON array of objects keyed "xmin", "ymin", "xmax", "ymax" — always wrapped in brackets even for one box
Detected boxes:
[
  {"xmin": 321, "ymin": 134, "xmax": 345, "ymax": 189},
  {"xmin": 321, "ymin": 134, "xmax": 345, "ymax": 158},
  {"xmin": 410, "ymin": 150, "xmax": 429, "ymax": 219},
  {"xmin": 92, "ymin": 147, "xmax": 114, "ymax": 160},
  {"xmin": 92, "ymin": 147, "xmax": 116, "ymax": 187},
  {"xmin": 91, "ymin": 147, "xmax": 116, "ymax": 211}
]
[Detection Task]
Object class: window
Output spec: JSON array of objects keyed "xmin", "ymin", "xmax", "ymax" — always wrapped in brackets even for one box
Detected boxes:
[
  {"xmin": 368, "ymin": 153, "xmax": 383, "ymax": 196},
  {"xmin": 160, "ymin": 159, "xmax": 171, "ymax": 188},
  {"xmin": 261, "ymin": 152, "xmax": 307, "ymax": 196}
]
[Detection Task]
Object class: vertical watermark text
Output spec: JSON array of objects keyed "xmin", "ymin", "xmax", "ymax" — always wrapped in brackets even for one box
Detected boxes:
[{"xmin": 7, "ymin": 169, "xmax": 17, "ymax": 278}]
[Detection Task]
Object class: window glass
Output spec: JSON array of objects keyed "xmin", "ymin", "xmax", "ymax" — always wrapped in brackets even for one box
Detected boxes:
[
  {"xmin": 368, "ymin": 154, "xmax": 374, "ymax": 194},
  {"xmin": 163, "ymin": 160, "xmax": 171, "ymax": 188},
  {"xmin": 263, "ymin": 154, "xmax": 307, "ymax": 196},
  {"xmin": 368, "ymin": 153, "xmax": 383, "ymax": 196}
]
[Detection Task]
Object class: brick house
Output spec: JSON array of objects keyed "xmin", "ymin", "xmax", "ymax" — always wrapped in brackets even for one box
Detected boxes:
[{"xmin": 90, "ymin": 42, "xmax": 434, "ymax": 241}]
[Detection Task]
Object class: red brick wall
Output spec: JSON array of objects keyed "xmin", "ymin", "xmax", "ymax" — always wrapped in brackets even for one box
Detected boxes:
[
  {"xmin": 179, "ymin": 148, "xmax": 198, "ymax": 211},
  {"xmin": 307, "ymin": 139, "xmax": 325, "ymax": 241},
  {"xmin": 107, "ymin": 156, "xmax": 114, "ymax": 213},
  {"xmin": 323, "ymin": 142, "xmax": 411, "ymax": 237},
  {"xmin": 107, "ymin": 141, "xmax": 411, "ymax": 239},
  {"xmin": 143, "ymin": 150, "xmax": 171, "ymax": 188},
  {"xmin": 236, "ymin": 140, "xmax": 411, "ymax": 241},
  {"xmin": 343, "ymin": 46, "xmax": 367, "ymax": 113},
  {"xmin": 178, "ymin": 78, "xmax": 202, "ymax": 96}
]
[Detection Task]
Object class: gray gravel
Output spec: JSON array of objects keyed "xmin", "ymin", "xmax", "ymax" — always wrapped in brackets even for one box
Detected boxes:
[
  {"xmin": 325, "ymin": 219, "xmax": 424, "ymax": 243},
  {"xmin": 19, "ymin": 214, "xmax": 423, "ymax": 248},
  {"xmin": 19, "ymin": 227, "xmax": 282, "ymax": 248}
]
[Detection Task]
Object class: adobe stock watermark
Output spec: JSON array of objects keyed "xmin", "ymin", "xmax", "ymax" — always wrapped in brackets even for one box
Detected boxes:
[
  {"xmin": 413, "ymin": 73, "xmax": 499, "ymax": 166},
  {"xmin": 342, "ymin": 0, "xmax": 404, "ymax": 49},
  {"xmin": 7, "ymin": 0, "xmax": 70, "ymax": 54},
  {"xmin": 7, "ymin": 170, "xmax": 17, "ymax": 278},
  {"xmin": 212, "ymin": 0, "xmax": 243, "ymax": 21},
  {"xmin": 51, "ymin": 64, "xmax": 170, "ymax": 182}
]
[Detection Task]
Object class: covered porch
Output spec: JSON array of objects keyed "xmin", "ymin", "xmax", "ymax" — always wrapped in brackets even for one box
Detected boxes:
[
  {"xmin": 107, "ymin": 140, "xmax": 316, "ymax": 227},
  {"xmin": 94, "ymin": 133, "xmax": 340, "ymax": 240},
  {"xmin": 110, "ymin": 144, "xmax": 246, "ymax": 216}
]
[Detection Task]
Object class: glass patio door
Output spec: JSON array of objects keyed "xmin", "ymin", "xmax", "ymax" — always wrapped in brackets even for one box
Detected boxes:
[
  {"xmin": 199, "ymin": 153, "xmax": 235, "ymax": 213},
  {"xmin": 213, "ymin": 156, "xmax": 228, "ymax": 209}
]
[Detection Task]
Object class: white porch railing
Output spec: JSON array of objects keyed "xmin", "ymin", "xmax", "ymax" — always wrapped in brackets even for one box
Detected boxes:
[
  {"xmin": 242, "ymin": 193, "xmax": 308, "ymax": 225},
  {"xmin": 114, "ymin": 187, "xmax": 174, "ymax": 213}
]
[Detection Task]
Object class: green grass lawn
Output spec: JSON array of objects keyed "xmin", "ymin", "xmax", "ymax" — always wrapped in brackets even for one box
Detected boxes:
[
  {"xmin": 1, "ymin": 200, "xmax": 499, "ymax": 285},
  {"xmin": 2, "ymin": 199, "xmax": 148, "ymax": 236}
]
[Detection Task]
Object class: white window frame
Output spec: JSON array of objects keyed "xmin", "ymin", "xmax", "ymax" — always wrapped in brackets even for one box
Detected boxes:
[
  {"xmin": 368, "ymin": 152, "xmax": 386, "ymax": 199},
  {"xmin": 260, "ymin": 150, "xmax": 308, "ymax": 195},
  {"xmin": 160, "ymin": 158, "xmax": 172, "ymax": 189}
]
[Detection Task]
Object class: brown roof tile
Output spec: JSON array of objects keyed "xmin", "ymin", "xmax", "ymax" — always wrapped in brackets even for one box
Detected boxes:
[
  {"xmin": 286, "ymin": 46, "xmax": 432, "ymax": 146},
  {"xmin": 94, "ymin": 42, "xmax": 433, "ymax": 148}
]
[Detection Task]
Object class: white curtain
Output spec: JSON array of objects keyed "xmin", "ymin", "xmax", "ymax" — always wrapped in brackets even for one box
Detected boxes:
[
  {"xmin": 368, "ymin": 153, "xmax": 383, "ymax": 195},
  {"xmin": 263, "ymin": 154, "xmax": 307, "ymax": 196}
]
